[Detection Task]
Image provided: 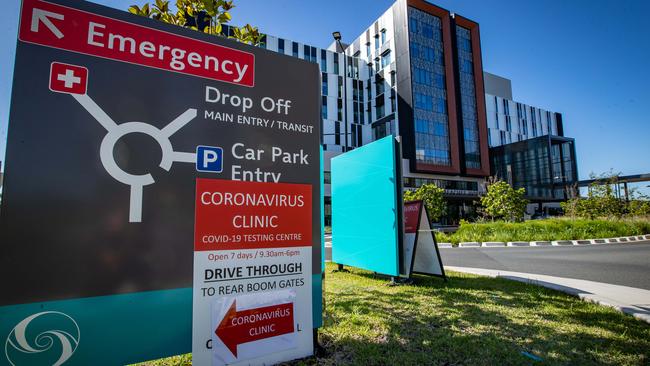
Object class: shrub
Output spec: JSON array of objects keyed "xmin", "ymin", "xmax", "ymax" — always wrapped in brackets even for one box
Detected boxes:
[{"xmin": 435, "ymin": 218, "xmax": 650, "ymax": 245}]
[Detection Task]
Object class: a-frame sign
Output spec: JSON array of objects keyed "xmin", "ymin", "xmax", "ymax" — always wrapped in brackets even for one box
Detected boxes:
[{"xmin": 401, "ymin": 200, "xmax": 446, "ymax": 279}]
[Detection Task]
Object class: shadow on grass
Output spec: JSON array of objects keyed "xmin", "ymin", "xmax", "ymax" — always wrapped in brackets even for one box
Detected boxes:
[{"xmin": 288, "ymin": 266, "xmax": 650, "ymax": 366}]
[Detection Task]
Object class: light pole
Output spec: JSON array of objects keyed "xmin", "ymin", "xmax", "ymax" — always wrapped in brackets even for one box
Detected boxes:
[
  {"xmin": 332, "ymin": 31, "xmax": 349, "ymax": 152},
  {"xmin": 331, "ymin": 32, "xmax": 354, "ymax": 273}
]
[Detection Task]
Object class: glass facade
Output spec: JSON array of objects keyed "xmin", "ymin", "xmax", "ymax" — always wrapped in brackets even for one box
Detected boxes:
[
  {"xmin": 408, "ymin": 7, "xmax": 451, "ymax": 166},
  {"xmin": 456, "ymin": 26, "xmax": 481, "ymax": 169},
  {"xmin": 403, "ymin": 177, "xmax": 478, "ymax": 193},
  {"xmin": 490, "ymin": 136, "xmax": 577, "ymax": 200},
  {"xmin": 403, "ymin": 177, "xmax": 481, "ymax": 225}
]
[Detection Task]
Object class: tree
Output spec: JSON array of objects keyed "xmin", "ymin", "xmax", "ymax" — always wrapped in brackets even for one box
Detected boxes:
[
  {"xmin": 128, "ymin": 0, "xmax": 263, "ymax": 45},
  {"xmin": 403, "ymin": 184, "xmax": 446, "ymax": 222},
  {"xmin": 627, "ymin": 191, "xmax": 650, "ymax": 217},
  {"xmin": 560, "ymin": 183, "xmax": 581, "ymax": 218},
  {"xmin": 480, "ymin": 180, "xmax": 528, "ymax": 222},
  {"xmin": 561, "ymin": 171, "xmax": 626, "ymax": 219}
]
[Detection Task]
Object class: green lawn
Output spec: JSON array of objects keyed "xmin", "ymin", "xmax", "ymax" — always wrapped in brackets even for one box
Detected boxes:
[{"xmin": 138, "ymin": 263, "xmax": 649, "ymax": 365}]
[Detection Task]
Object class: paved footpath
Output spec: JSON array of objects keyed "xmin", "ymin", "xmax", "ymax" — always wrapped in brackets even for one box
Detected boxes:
[{"xmin": 446, "ymin": 266, "xmax": 650, "ymax": 324}]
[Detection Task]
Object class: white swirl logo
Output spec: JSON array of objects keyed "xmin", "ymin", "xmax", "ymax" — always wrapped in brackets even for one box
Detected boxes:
[{"xmin": 5, "ymin": 311, "xmax": 80, "ymax": 366}]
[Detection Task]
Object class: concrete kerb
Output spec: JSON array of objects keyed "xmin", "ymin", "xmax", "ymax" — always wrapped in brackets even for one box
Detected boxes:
[
  {"xmin": 552, "ymin": 240, "xmax": 575, "ymax": 246},
  {"xmin": 507, "ymin": 241, "xmax": 530, "ymax": 247},
  {"xmin": 458, "ymin": 242, "xmax": 481, "ymax": 248},
  {"xmin": 482, "ymin": 241, "xmax": 505, "ymax": 247},
  {"xmin": 440, "ymin": 234, "xmax": 650, "ymax": 248}
]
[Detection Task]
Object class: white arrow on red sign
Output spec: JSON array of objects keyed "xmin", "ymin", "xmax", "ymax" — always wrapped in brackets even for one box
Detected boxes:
[
  {"xmin": 31, "ymin": 8, "xmax": 64, "ymax": 39},
  {"xmin": 215, "ymin": 300, "xmax": 295, "ymax": 358}
]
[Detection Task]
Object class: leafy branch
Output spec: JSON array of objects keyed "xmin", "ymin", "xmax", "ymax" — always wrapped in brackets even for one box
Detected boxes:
[{"xmin": 128, "ymin": 0, "xmax": 263, "ymax": 45}]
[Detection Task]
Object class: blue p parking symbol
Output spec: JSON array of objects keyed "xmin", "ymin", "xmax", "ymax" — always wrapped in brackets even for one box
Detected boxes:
[{"xmin": 196, "ymin": 146, "xmax": 223, "ymax": 173}]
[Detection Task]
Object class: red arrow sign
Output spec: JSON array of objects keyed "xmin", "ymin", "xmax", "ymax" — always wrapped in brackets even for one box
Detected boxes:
[{"xmin": 215, "ymin": 300, "xmax": 294, "ymax": 358}]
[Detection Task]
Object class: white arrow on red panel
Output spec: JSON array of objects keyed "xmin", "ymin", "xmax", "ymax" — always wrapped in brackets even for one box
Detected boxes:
[{"xmin": 30, "ymin": 8, "xmax": 64, "ymax": 39}]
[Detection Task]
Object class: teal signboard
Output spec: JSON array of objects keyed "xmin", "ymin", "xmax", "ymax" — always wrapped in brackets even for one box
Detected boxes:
[{"xmin": 331, "ymin": 136, "xmax": 403, "ymax": 276}]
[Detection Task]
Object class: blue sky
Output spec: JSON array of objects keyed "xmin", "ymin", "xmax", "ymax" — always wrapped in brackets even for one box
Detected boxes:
[{"xmin": 2, "ymin": 0, "xmax": 649, "ymax": 194}]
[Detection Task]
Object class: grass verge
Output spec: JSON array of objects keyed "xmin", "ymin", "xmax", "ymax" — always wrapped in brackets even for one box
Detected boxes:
[
  {"xmin": 436, "ymin": 218, "xmax": 650, "ymax": 245},
  {"xmin": 137, "ymin": 262, "xmax": 649, "ymax": 365}
]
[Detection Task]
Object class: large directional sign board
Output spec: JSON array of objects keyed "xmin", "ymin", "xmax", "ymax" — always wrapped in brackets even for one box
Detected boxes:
[
  {"xmin": 331, "ymin": 136, "xmax": 403, "ymax": 276},
  {"xmin": 0, "ymin": 0, "xmax": 320, "ymax": 365}
]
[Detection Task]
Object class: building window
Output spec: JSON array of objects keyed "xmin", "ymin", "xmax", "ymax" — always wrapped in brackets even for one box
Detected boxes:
[
  {"xmin": 375, "ymin": 96, "xmax": 385, "ymax": 119},
  {"xmin": 346, "ymin": 56, "xmax": 353, "ymax": 77},
  {"xmin": 292, "ymin": 42, "xmax": 298, "ymax": 57},
  {"xmin": 356, "ymin": 124, "xmax": 362, "ymax": 147},
  {"xmin": 456, "ymin": 26, "xmax": 481, "ymax": 169},
  {"xmin": 530, "ymin": 107, "xmax": 537, "ymax": 136},
  {"xmin": 278, "ymin": 38, "xmax": 285, "ymax": 54},
  {"xmin": 408, "ymin": 7, "xmax": 450, "ymax": 166},
  {"xmin": 409, "ymin": 16, "xmax": 418, "ymax": 33},
  {"xmin": 381, "ymin": 50, "xmax": 391, "ymax": 69},
  {"xmin": 421, "ymin": 23, "xmax": 434, "ymax": 38},
  {"xmin": 375, "ymin": 76, "xmax": 385, "ymax": 95},
  {"xmin": 334, "ymin": 121, "xmax": 340, "ymax": 145},
  {"xmin": 372, "ymin": 119, "xmax": 395, "ymax": 140},
  {"xmin": 333, "ymin": 54, "xmax": 339, "ymax": 75},
  {"xmin": 321, "ymin": 73, "xmax": 328, "ymax": 96},
  {"xmin": 374, "ymin": 35, "xmax": 380, "ymax": 49},
  {"xmin": 350, "ymin": 58, "xmax": 359, "ymax": 78},
  {"xmin": 323, "ymin": 171, "xmax": 331, "ymax": 184},
  {"xmin": 350, "ymin": 124, "xmax": 361, "ymax": 147},
  {"xmin": 381, "ymin": 29, "xmax": 386, "ymax": 44},
  {"xmin": 337, "ymin": 98, "xmax": 343, "ymax": 121},
  {"xmin": 320, "ymin": 49, "xmax": 327, "ymax": 72},
  {"xmin": 366, "ymin": 43, "xmax": 371, "ymax": 57},
  {"xmin": 322, "ymin": 96, "xmax": 327, "ymax": 119},
  {"xmin": 360, "ymin": 104, "xmax": 365, "ymax": 124}
]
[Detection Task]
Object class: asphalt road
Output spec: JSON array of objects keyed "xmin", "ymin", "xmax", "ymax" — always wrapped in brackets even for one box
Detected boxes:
[{"xmin": 440, "ymin": 241, "xmax": 650, "ymax": 290}]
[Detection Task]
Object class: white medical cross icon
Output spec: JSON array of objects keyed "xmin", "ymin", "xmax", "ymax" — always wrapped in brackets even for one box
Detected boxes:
[{"xmin": 57, "ymin": 69, "xmax": 81, "ymax": 88}]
